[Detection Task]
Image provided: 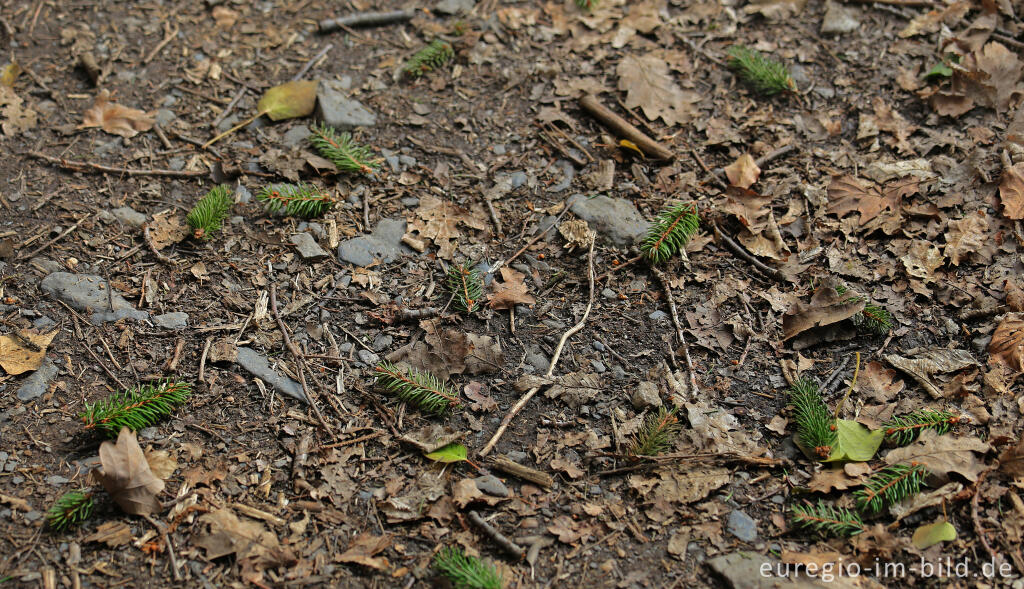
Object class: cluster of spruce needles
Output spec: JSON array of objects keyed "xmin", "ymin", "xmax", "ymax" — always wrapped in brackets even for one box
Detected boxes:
[
  {"xmin": 309, "ymin": 123, "xmax": 378, "ymax": 174},
  {"xmin": 446, "ymin": 261, "xmax": 483, "ymax": 313},
  {"xmin": 726, "ymin": 45, "xmax": 794, "ymax": 96},
  {"xmin": 257, "ymin": 183, "xmax": 336, "ymax": 218},
  {"xmin": 835, "ymin": 283, "xmax": 894, "ymax": 334},
  {"xmin": 640, "ymin": 201, "xmax": 700, "ymax": 265},
  {"xmin": 403, "ymin": 40, "xmax": 454, "ymax": 78},
  {"xmin": 186, "ymin": 185, "xmax": 233, "ymax": 240},
  {"xmin": 374, "ymin": 361, "xmax": 459, "ymax": 414},
  {"xmin": 433, "ymin": 546, "xmax": 502, "ymax": 589},
  {"xmin": 46, "ymin": 490, "xmax": 94, "ymax": 531},
  {"xmin": 629, "ymin": 407, "xmax": 681, "ymax": 456},
  {"xmin": 80, "ymin": 380, "xmax": 191, "ymax": 437},
  {"xmin": 789, "ymin": 378, "xmax": 836, "ymax": 460},
  {"xmin": 882, "ymin": 409, "xmax": 961, "ymax": 446}
]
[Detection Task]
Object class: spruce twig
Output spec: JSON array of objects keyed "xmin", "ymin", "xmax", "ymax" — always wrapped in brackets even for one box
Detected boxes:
[
  {"xmin": 374, "ymin": 361, "xmax": 459, "ymax": 414},
  {"xmin": 789, "ymin": 378, "xmax": 836, "ymax": 460},
  {"xmin": 446, "ymin": 261, "xmax": 483, "ymax": 313},
  {"xmin": 257, "ymin": 183, "xmax": 336, "ymax": 218},
  {"xmin": 403, "ymin": 40, "xmax": 454, "ymax": 78},
  {"xmin": 575, "ymin": 0, "xmax": 598, "ymax": 11},
  {"xmin": 854, "ymin": 463, "xmax": 929, "ymax": 513},
  {"xmin": 629, "ymin": 407, "xmax": 680, "ymax": 456},
  {"xmin": 186, "ymin": 185, "xmax": 233, "ymax": 240},
  {"xmin": 883, "ymin": 410, "xmax": 962, "ymax": 446},
  {"xmin": 641, "ymin": 201, "xmax": 699, "ymax": 265},
  {"xmin": 835, "ymin": 284, "xmax": 893, "ymax": 334},
  {"xmin": 80, "ymin": 380, "xmax": 191, "ymax": 437},
  {"xmin": 46, "ymin": 490, "xmax": 94, "ymax": 531},
  {"xmin": 309, "ymin": 123, "xmax": 378, "ymax": 174},
  {"xmin": 726, "ymin": 46, "xmax": 794, "ymax": 96},
  {"xmin": 790, "ymin": 500, "xmax": 864, "ymax": 537},
  {"xmin": 433, "ymin": 546, "xmax": 503, "ymax": 589}
]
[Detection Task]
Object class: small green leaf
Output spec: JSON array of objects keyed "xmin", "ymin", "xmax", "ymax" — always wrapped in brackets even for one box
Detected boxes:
[
  {"xmin": 912, "ymin": 521, "xmax": 957, "ymax": 549},
  {"xmin": 425, "ymin": 443, "xmax": 467, "ymax": 463},
  {"xmin": 824, "ymin": 419, "xmax": 885, "ymax": 463},
  {"xmin": 924, "ymin": 61, "xmax": 953, "ymax": 80},
  {"xmin": 258, "ymin": 80, "xmax": 319, "ymax": 121}
]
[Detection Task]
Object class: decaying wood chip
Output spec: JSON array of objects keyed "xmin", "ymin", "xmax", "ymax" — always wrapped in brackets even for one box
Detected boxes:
[{"xmin": 488, "ymin": 456, "xmax": 554, "ymax": 488}]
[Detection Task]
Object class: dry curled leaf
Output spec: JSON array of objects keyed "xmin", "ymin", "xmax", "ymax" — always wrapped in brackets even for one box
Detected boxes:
[
  {"xmin": 988, "ymin": 313, "xmax": 1024, "ymax": 373},
  {"xmin": 885, "ymin": 348, "xmax": 976, "ymax": 398},
  {"xmin": 884, "ymin": 430, "xmax": 991, "ymax": 482},
  {"xmin": 79, "ymin": 89, "xmax": 155, "ymax": 138},
  {"xmin": 336, "ymin": 532, "xmax": 391, "ymax": 570},
  {"xmin": 944, "ymin": 212, "xmax": 990, "ymax": 266},
  {"xmin": 404, "ymin": 194, "xmax": 488, "ymax": 260},
  {"xmin": 488, "ymin": 267, "xmax": 536, "ymax": 310},
  {"xmin": 858, "ymin": 361, "xmax": 905, "ymax": 403},
  {"xmin": 617, "ymin": 54, "xmax": 700, "ymax": 127},
  {"xmin": 0, "ymin": 328, "xmax": 57, "ymax": 375},
  {"xmin": 94, "ymin": 427, "xmax": 165, "ymax": 515},
  {"xmin": 999, "ymin": 162, "xmax": 1024, "ymax": 220},
  {"xmin": 724, "ymin": 154, "xmax": 761, "ymax": 189},
  {"xmin": 0, "ymin": 86, "xmax": 38, "ymax": 136},
  {"xmin": 83, "ymin": 521, "xmax": 133, "ymax": 547},
  {"xmin": 782, "ymin": 280, "xmax": 864, "ymax": 342}
]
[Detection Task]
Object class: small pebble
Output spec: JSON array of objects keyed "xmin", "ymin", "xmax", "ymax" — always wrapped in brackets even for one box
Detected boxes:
[{"xmin": 357, "ymin": 349, "xmax": 380, "ymax": 365}]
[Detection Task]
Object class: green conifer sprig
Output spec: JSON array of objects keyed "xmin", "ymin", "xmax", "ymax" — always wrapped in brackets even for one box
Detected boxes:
[
  {"xmin": 854, "ymin": 463, "xmax": 929, "ymax": 513},
  {"xmin": 257, "ymin": 183, "xmax": 336, "ymax": 218},
  {"xmin": 835, "ymin": 284, "xmax": 893, "ymax": 334},
  {"xmin": 790, "ymin": 501, "xmax": 864, "ymax": 537},
  {"xmin": 629, "ymin": 406, "xmax": 681, "ymax": 456},
  {"xmin": 641, "ymin": 202, "xmax": 700, "ymax": 265},
  {"xmin": 46, "ymin": 490, "xmax": 94, "ymax": 531},
  {"xmin": 80, "ymin": 380, "xmax": 191, "ymax": 437},
  {"xmin": 726, "ymin": 46, "xmax": 794, "ymax": 96},
  {"xmin": 309, "ymin": 124, "xmax": 378, "ymax": 174},
  {"xmin": 186, "ymin": 185, "xmax": 233, "ymax": 240},
  {"xmin": 575, "ymin": 0, "xmax": 598, "ymax": 11},
  {"xmin": 883, "ymin": 410, "xmax": 961, "ymax": 446},
  {"xmin": 433, "ymin": 546, "xmax": 502, "ymax": 589},
  {"xmin": 374, "ymin": 361, "xmax": 459, "ymax": 414},
  {"xmin": 789, "ymin": 378, "xmax": 836, "ymax": 460},
  {"xmin": 446, "ymin": 262, "xmax": 483, "ymax": 313},
  {"xmin": 403, "ymin": 40, "xmax": 454, "ymax": 78}
]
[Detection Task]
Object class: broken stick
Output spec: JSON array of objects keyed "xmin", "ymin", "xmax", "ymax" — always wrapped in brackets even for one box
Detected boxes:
[
  {"xmin": 319, "ymin": 10, "xmax": 415, "ymax": 34},
  {"xmin": 468, "ymin": 511, "xmax": 524, "ymax": 559},
  {"xmin": 579, "ymin": 95, "xmax": 673, "ymax": 161},
  {"xmin": 488, "ymin": 456, "xmax": 553, "ymax": 488}
]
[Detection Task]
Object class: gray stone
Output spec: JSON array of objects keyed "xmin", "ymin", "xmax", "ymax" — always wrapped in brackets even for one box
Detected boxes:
[
  {"xmin": 649, "ymin": 310, "xmax": 669, "ymax": 322},
  {"xmin": 708, "ymin": 552, "xmax": 821, "ymax": 588},
  {"xmin": 235, "ymin": 185, "xmax": 253, "ymax": 204},
  {"xmin": 23, "ymin": 511, "xmax": 42, "ymax": 522},
  {"xmin": 509, "ymin": 171, "xmax": 528, "ymax": 188},
  {"xmin": 153, "ymin": 312, "xmax": 188, "ymax": 329},
  {"xmin": 283, "ymin": 125, "xmax": 312, "ymax": 148},
  {"xmin": 357, "ymin": 349, "xmax": 380, "ymax": 365},
  {"xmin": 111, "ymin": 206, "xmax": 147, "ymax": 227},
  {"xmin": 315, "ymin": 79, "xmax": 377, "ymax": 130},
  {"xmin": 291, "ymin": 232, "xmax": 329, "ymax": 260},
  {"xmin": 601, "ymin": 288, "xmax": 617, "ymax": 299},
  {"xmin": 139, "ymin": 427, "xmax": 159, "ymax": 440},
  {"xmin": 372, "ymin": 333, "xmax": 393, "ymax": 351},
  {"xmin": 155, "ymin": 109, "xmax": 176, "ymax": 126},
  {"xmin": 235, "ymin": 347, "xmax": 306, "ymax": 403},
  {"xmin": 435, "ymin": 0, "xmax": 475, "ymax": 14},
  {"xmin": 525, "ymin": 350, "xmax": 549, "ymax": 373},
  {"xmin": 32, "ymin": 316, "xmax": 55, "ymax": 330},
  {"xmin": 385, "ymin": 156, "xmax": 401, "ymax": 172},
  {"xmin": 474, "ymin": 474, "xmax": 509, "ymax": 497},
  {"xmin": 726, "ymin": 509, "xmax": 758, "ymax": 542},
  {"xmin": 821, "ymin": 1, "xmax": 860, "ymax": 34},
  {"xmin": 16, "ymin": 359, "xmax": 58, "ymax": 402},
  {"xmin": 46, "ymin": 475, "xmax": 69, "ymax": 485},
  {"xmin": 590, "ymin": 360, "xmax": 606, "ymax": 373},
  {"xmin": 631, "ymin": 381, "xmax": 661, "ymax": 409},
  {"xmin": 338, "ymin": 218, "xmax": 407, "ymax": 267},
  {"xmin": 40, "ymin": 273, "xmax": 150, "ymax": 325},
  {"xmin": 568, "ymin": 194, "xmax": 649, "ymax": 247}
]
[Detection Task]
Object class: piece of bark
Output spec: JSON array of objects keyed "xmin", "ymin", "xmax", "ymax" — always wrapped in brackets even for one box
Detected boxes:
[{"xmin": 488, "ymin": 456, "xmax": 554, "ymax": 488}]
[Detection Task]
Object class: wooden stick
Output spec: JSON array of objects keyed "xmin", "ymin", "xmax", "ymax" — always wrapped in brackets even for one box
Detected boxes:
[
  {"xmin": 712, "ymin": 223, "xmax": 788, "ymax": 282},
  {"xmin": 292, "ymin": 44, "xmax": 333, "ymax": 81},
  {"xmin": 651, "ymin": 267, "xmax": 698, "ymax": 398},
  {"xmin": 27, "ymin": 151, "xmax": 206, "ymax": 178},
  {"xmin": 488, "ymin": 456, "xmax": 553, "ymax": 488},
  {"xmin": 319, "ymin": 10, "xmax": 415, "ymax": 33},
  {"xmin": 143, "ymin": 224, "xmax": 176, "ymax": 266},
  {"xmin": 579, "ymin": 95, "xmax": 673, "ymax": 161},
  {"xmin": 481, "ymin": 239, "xmax": 595, "ymax": 456},
  {"xmin": 467, "ymin": 510, "xmax": 524, "ymax": 559}
]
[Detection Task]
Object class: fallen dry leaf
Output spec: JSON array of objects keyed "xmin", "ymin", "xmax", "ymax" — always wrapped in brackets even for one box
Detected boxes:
[
  {"xmin": 144, "ymin": 448, "xmax": 178, "ymax": 480},
  {"xmin": 885, "ymin": 348, "xmax": 976, "ymax": 398},
  {"xmin": 194, "ymin": 507, "xmax": 296, "ymax": 583},
  {"xmin": 83, "ymin": 521, "xmax": 133, "ymax": 547},
  {"xmin": 807, "ymin": 468, "xmax": 866, "ymax": 493},
  {"xmin": 405, "ymin": 194, "xmax": 488, "ymax": 260},
  {"xmin": 999, "ymin": 162, "xmax": 1024, "ymax": 220},
  {"xmin": 724, "ymin": 154, "xmax": 760, "ymax": 189},
  {"xmin": 464, "ymin": 381, "xmax": 497, "ymax": 412},
  {"xmin": 857, "ymin": 361, "xmax": 905, "ymax": 403},
  {"xmin": 884, "ymin": 430, "xmax": 991, "ymax": 482},
  {"xmin": 782, "ymin": 280, "xmax": 864, "ymax": 341},
  {"xmin": 653, "ymin": 467, "xmax": 730, "ymax": 503},
  {"xmin": 0, "ymin": 328, "xmax": 57, "ymax": 375},
  {"xmin": 617, "ymin": 54, "xmax": 700, "ymax": 126},
  {"xmin": 336, "ymin": 532, "xmax": 391, "ymax": 570},
  {"xmin": 515, "ymin": 372, "xmax": 601, "ymax": 408},
  {"xmin": 988, "ymin": 313, "xmax": 1024, "ymax": 373},
  {"xmin": 722, "ymin": 187, "xmax": 789, "ymax": 260},
  {"xmin": 999, "ymin": 438, "xmax": 1024, "ymax": 477},
  {"xmin": 386, "ymin": 319, "xmax": 503, "ymax": 379},
  {"xmin": 900, "ymin": 240, "xmax": 944, "ymax": 282},
  {"xmin": 0, "ymin": 86, "xmax": 38, "ymax": 136},
  {"xmin": 944, "ymin": 211, "xmax": 990, "ymax": 266},
  {"xmin": 899, "ymin": 0, "xmax": 969, "ymax": 37},
  {"xmin": 488, "ymin": 267, "xmax": 537, "ymax": 310},
  {"xmin": 79, "ymin": 89, "xmax": 155, "ymax": 138},
  {"xmin": 94, "ymin": 427, "xmax": 165, "ymax": 515},
  {"xmin": 827, "ymin": 175, "xmax": 916, "ymax": 235},
  {"xmin": 558, "ymin": 219, "xmax": 596, "ymax": 251}
]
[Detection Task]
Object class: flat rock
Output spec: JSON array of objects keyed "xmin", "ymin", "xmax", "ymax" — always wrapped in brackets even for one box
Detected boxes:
[
  {"xmin": 338, "ymin": 218, "xmax": 407, "ymax": 266},
  {"xmin": 708, "ymin": 552, "xmax": 826, "ymax": 588},
  {"xmin": 16, "ymin": 358, "xmax": 58, "ymax": 401},
  {"xmin": 631, "ymin": 381, "xmax": 662, "ymax": 409},
  {"xmin": 235, "ymin": 347, "xmax": 307, "ymax": 403},
  {"xmin": 435, "ymin": 0, "xmax": 475, "ymax": 14},
  {"xmin": 283, "ymin": 125, "xmax": 312, "ymax": 148},
  {"xmin": 568, "ymin": 194, "xmax": 649, "ymax": 247},
  {"xmin": 153, "ymin": 312, "xmax": 188, "ymax": 329},
  {"xmin": 316, "ymin": 79, "xmax": 377, "ymax": 130},
  {"xmin": 727, "ymin": 509, "xmax": 759, "ymax": 542},
  {"xmin": 40, "ymin": 272, "xmax": 149, "ymax": 325},
  {"xmin": 821, "ymin": 1, "xmax": 860, "ymax": 34},
  {"xmin": 291, "ymin": 232, "xmax": 329, "ymax": 260},
  {"xmin": 111, "ymin": 206, "xmax": 147, "ymax": 227},
  {"xmin": 474, "ymin": 474, "xmax": 509, "ymax": 497}
]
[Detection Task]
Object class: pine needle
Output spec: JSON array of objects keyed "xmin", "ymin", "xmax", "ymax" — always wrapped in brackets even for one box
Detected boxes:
[
  {"xmin": 854, "ymin": 463, "xmax": 929, "ymax": 513},
  {"xmin": 374, "ymin": 361, "xmax": 459, "ymax": 414},
  {"xmin": 790, "ymin": 500, "xmax": 864, "ymax": 537},
  {"xmin": 446, "ymin": 261, "xmax": 483, "ymax": 313},
  {"xmin": 883, "ymin": 410, "xmax": 962, "ymax": 446},
  {"xmin": 726, "ymin": 46, "xmax": 794, "ymax": 96},
  {"xmin": 629, "ymin": 406, "xmax": 681, "ymax": 456},
  {"xmin": 641, "ymin": 201, "xmax": 699, "ymax": 265},
  {"xmin": 403, "ymin": 40, "xmax": 454, "ymax": 78},
  {"xmin": 186, "ymin": 185, "xmax": 233, "ymax": 240},
  {"xmin": 257, "ymin": 183, "xmax": 336, "ymax": 218},
  {"xmin": 835, "ymin": 283, "xmax": 894, "ymax": 335},
  {"xmin": 309, "ymin": 123, "xmax": 378, "ymax": 174},
  {"xmin": 80, "ymin": 380, "xmax": 191, "ymax": 436},
  {"xmin": 433, "ymin": 546, "xmax": 503, "ymax": 589},
  {"xmin": 788, "ymin": 378, "xmax": 836, "ymax": 460},
  {"xmin": 46, "ymin": 490, "xmax": 94, "ymax": 531}
]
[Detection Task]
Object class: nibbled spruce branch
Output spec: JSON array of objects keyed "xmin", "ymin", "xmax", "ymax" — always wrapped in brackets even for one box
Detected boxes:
[
  {"xmin": 257, "ymin": 183, "xmax": 336, "ymax": 218},
  {"xmin": 446, "ymin": 261, "xmax": 483, "ymax": 314},
  {"xmin": 403, "ymin": 40, "xmax": 454, "ymax": 78},
  {"xmin": 854, "ymin": 463, "xmax": 929, "ymax": 513},
  {"xmin": 374, "ymin": 361, "xmax": 459, "ymax": 414},
  {"xmin": 433, "ymin": 546, "xmax": 503, "ymax": 589},
  {"xmin": 186, "ymin": 185, "xmax": 233, "ymax": 240},
  {"xmin": 80, "ymin": 380, "xmax": 191, "ymax": 436},
  {"xmin": 791, "ymin": 500, "xmax": 864, "ymax": 537},
  {"xmin": 789, "ymin": 378, "xmax": 836, "ymax": 460},
  {"xmin": 726, "ymin": 45, "xmax": 794, "ymax": 96},
  {"xmin": 883, "ymin": 410, "xmax": 963, "ymax": 446},
  {"xmin": 46, "ymin": 490, "xmax": 95, "ymax": 531},
  {"xmin": 641, "ymin": 202, "xmax": 699, "ymax": 265}
]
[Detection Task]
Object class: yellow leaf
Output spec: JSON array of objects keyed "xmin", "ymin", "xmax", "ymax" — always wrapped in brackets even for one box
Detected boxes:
[
  {"xmin": 257, "ymin": 80, "xmax": 318, "ymax": 121},
  {"xmin": 0, "ymin": 328, "xmax": 58, "ymax": 375},
  {"xmin": 619, "ymin": 139, "xmax": 645, "ymax": 157},
  {"xmin": 1, "ymin": 61, "xmax": 22, "ymax": 87}
]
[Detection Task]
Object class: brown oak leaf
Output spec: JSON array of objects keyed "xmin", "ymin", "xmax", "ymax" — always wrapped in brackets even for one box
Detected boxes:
[
  {"xmin": 404, "ymin": 195, "xmax": 488, "ymax": 260},
  {"xmin": 884, "ymin": 430, "xmax": 991, "ymax": 482},
  {"xmin": 857, "ymin": 361, "xmax": 905, "ymax": 403},
  {"xmin": 94, "ymin": 427, "xmax": 165, "ymax": 515},
  {"xmin": 999, "ymin": 162, "xmax": 1024, "ymax": 220},
  {"xmin": 724, "ymin": 154, "xmax": 760, "ymax": 189},
  {"xmin": 79, "ymin": 89, "xmax": 155, "ymax": 138},
  {"xmin": 487, "ymin": 267, "xmax": 536, "ymax": 310},
  {"xmin": 988, "ymin": 313, "xmax": 1024, "ymax": 373},
  {"xmin": 616, "ymin": 54, "xmax": 700, "ymax": 126},
  {"xmin": 944, "ymin": 211, "xmax": 990, "ymax": 265}
]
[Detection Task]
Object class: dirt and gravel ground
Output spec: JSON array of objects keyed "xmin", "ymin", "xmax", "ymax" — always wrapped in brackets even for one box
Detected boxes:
[{"xmin": 1, "ymin": 0, "xmax": 1023, "ymax": 587}]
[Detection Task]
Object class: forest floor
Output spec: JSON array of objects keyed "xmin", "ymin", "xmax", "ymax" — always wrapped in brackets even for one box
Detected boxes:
[{"xmin": 1, "ymin": 0, "xmax": 1023, "ymax": 587}]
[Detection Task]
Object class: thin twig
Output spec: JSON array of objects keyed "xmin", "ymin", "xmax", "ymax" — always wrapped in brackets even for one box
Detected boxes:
[
  {"xmin": 712, "ymin": 223, "xmax": 788, "ymax": 282},
  {"xmin": 210, "ymin": 87, "xmax": 248, "ymax": 129},
  {"xmin": 292, "ymin": 44, "xmax": 333, "ymax": 80},
  {"xmin": 143, "ymin": 22, "xmax": 179, "ymax": 64},
  {"xmin": 651, "ymin": 267, "xmax": 698, "ymax": 398},
  {"xmin": 319, "ymin": 10, "xmax": 415, "ymax": 33},
  {"xmin": 198, "ymin": 337, "xmax": 213, "ymax": 384},
  {"xmin": 467, "ymin": 510, "xmax": 524, "ymax": 559},
  {"xmin": 143, "ymin": 515, "xmax": 182, "ymax": 581},
  {"xmin": 18, "ymin": 214, "xmax": 92, "ymax": 260},
  {"xmin": 481, "ymin": 239, "xmax": 595, "ymax": 456},
  {"xmin": 27, "ymin": 151, "xmax": 207, "ymax": 178},
  {"xmin": 820, "ymin": 355, "xmax": 851, "ymax": 397},
  {"xmin": 143, "ymin": 225, "xmax": 176, "ymax": 265}
]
